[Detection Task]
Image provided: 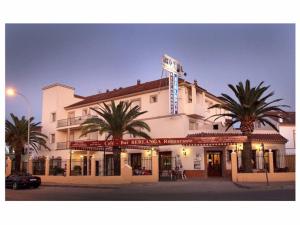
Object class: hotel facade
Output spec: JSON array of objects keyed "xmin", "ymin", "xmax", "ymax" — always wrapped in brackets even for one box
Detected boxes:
[{"xmin": 33, "ymin": 74, "xmax": 289, "ymax": 179}]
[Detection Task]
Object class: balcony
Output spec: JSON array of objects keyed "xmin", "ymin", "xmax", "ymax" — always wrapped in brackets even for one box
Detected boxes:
[
  {"xmin": 57, "ymin": 142, "xmax": 69, "ymax": 150},
  {"xmin": 57, "ymin": 115, "xmax": 96, "ymax": 128}
]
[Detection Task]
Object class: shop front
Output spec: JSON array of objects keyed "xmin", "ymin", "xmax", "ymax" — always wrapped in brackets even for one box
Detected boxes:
[{"xmin": 67, "ymin": 133, "xmax": 287, "ymax": 181}]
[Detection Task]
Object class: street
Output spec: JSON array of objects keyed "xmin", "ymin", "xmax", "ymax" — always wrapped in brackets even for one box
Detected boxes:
[{"xmin": 5, "ymin": 180, "xmax": 295, "ymax": 201}]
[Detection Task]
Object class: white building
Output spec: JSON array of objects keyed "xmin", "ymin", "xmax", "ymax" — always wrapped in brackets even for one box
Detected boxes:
[
  {"xmin": 35, "ymin": 77, "xmax": 288, "ymax": 178},
  {"xmin": 269, "ymin": 112, "xmax": 295, "ymax": 155}
]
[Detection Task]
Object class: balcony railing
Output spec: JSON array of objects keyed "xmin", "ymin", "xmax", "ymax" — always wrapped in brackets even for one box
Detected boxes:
[
  {"xmin": 57, "ymin": 115, "xmax": 96, "ymax": 128},
  {"xmin": 57, "ymin": 142, "xmax": 69, "ymax": 150}
]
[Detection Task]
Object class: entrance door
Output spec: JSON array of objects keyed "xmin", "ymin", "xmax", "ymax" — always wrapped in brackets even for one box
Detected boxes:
[
  {"xmin": 83, "ymin": 156, "xmax": 91, "ymax": 176},
  {"xmin": 130, "ymin": 153, "xmax": 141, "ymax": 170},
  {"xmin": 159, "ymin": 152, "xmax": 173, "ymax": 171},
  {"xmin": 207, "ymin": 151, "xmax": 222, "ymax": 177},
  {"xmin": 68, "ymin": 111, "xmax": 75, "ymax": 125},
  {"xmin": 83, "ymin": 156, "xmax": 88, "ymax": 175},
  {"xmin": 95, "ymin": 160, "xmax": 100, "ymax": 176},
  {"xmin": 105, "ymin": 155, "xmax": 114, "ymax": 176},
  {"xmin": 159, "ymin": 152, "xmax": 176, "ymax": 180}
]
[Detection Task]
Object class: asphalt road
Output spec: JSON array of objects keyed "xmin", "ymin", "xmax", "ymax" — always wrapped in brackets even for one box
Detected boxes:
[{"xmin": 5, "ymin": 180, "xmax": 295, "ymax": 201}]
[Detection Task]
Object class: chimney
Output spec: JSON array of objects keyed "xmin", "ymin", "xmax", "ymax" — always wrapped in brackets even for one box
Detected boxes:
[
  {"xmin": 194, "ymin": 79, "xmax": 198, "ymax": 86},
  {"xmin": 137, "ymin": 79, "xmax": 141, "ymax": 85}
]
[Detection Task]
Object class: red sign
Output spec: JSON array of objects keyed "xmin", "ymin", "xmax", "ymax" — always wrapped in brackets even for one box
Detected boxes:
[{"xmin": 69, "ymin": 136, "xmax": 247, "ymax": 148}]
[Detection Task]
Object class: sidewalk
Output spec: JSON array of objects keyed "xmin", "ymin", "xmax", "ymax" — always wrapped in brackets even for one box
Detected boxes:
[{"xmin": 41, "ymin": 179, "xmax": 295, "ymax": 192}]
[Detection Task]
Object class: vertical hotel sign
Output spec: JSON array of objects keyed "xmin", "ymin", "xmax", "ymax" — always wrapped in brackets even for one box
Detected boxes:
[{"xmin": 162, "ymin": 54, "xmax": 184, "ymax": 115}]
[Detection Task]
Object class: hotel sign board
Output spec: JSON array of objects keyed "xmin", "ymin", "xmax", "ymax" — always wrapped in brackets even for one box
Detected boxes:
[
  {"xmin": 70, "ymin": 136, "xmax": 248, "ymax": 148},
  {"xmin": 162, "ymin": 54, "xmax": 184, "ymax": 115},
  {"xmin": 162, "ymin": 54, "xmax": 184, "ymax": 76},
  {"xmin": 169, "ymin": 73, "xmax": 179, "ymax": 114}
]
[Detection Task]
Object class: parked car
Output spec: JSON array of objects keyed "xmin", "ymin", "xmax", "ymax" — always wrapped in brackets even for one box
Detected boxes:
[{"xmin": 5, "ymin": 173, "xmax": 41, "ymax": 190}]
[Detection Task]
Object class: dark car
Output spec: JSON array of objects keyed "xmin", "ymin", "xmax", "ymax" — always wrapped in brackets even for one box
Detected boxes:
[{"xmin": 5, "ymin": 173, "xmax": 41, "ymax": 190}]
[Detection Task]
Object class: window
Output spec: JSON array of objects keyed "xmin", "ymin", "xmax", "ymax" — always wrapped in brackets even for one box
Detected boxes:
[
  {"xmin": 187, "ymin": 87, "xmax": 192, "ymax": 103},
  {"xmin": 227, "ymin": 150, "xmax": 233, "ymax": 161},
  {"xmin": 69, "ymin": 131, "xmax": 74, "ymax": 141},
  {"xmin": 50, "ymin": 134, "xmax": 55, "ymax": 144},
  {"xmin": 189, "ymin": 120, "xmax": 198, "ymax": 130},
  {"xmin": 205, "ymin": 100, "xmax": 213, "ymax": 113},
  {"xmin": 68, "ymin": 111, "xmax": 75, "ymax": 118},
  {"xmin": 82, "ymin": 109, "xmax": 88, "ymax": 116},
  {"xmin": 213, "ymin": 124, "xmax": 219, "ymax": 130},
  {"xmin": 150, "ymin": 95, "xmax": 158, "ymax": 103},
  {"xmin": 51, "ymin": 112, "xmax": 56, "ymax": 122}
]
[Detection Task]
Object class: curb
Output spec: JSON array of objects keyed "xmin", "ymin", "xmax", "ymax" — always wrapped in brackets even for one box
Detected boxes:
[
  {"xmin": 232, "ymin": 182, "xmax": 295, "ymax": 190},
  {"xmin": 232, "ymin": 182, "xmax": 252, "ymax": 189},
  {"xmin": 41, "ymin": 183, "xmax": 120, "ymax": 189}
]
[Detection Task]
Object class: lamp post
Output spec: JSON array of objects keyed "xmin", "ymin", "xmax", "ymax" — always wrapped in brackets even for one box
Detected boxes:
[
  {"xmin": 261, "ymin": 143, "xmax": 269, "ymax": 185},
  {"xmin": 6, "ymin": 88, "xmax": 32, "ymax": 155}
]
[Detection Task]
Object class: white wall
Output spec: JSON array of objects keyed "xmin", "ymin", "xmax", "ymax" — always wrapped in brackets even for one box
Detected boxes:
[
  {"xmin": 35, "ymin": 84, "xmax": 83, "ymax": 158},
  {"xmin": 279, "ymin": 126, "xmax": 296, "ymax": 154}
]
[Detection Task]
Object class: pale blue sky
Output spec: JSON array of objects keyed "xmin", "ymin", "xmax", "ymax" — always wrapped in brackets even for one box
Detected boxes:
[{"xmin": 5, "ymin": 24, "xmax": 295, "ymax": 121}]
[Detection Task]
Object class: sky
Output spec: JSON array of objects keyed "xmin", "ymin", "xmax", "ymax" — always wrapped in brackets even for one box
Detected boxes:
[{"xmin": 5, "ymin": 24, "xmax": 295, "ymax": 122}]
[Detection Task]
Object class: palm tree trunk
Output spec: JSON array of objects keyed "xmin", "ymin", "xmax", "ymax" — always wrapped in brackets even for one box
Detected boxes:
[
  {"xmin": 14, "ymin": 151, "xmax": 22, "ymax": 173},
  {"xmin": 242, "ymin": 141, "xmax": 253, "ymax": 172},
  {"xmin": 112, "ymin": 146, "xmax": 121, "ymax": 175}
]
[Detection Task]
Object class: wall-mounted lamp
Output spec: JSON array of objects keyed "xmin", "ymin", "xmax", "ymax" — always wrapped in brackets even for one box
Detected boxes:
[
  {"xmin": 182, "ymin": 148, "xmax": 187, "ymax": 157},
  {"xmin": 236, "ymin": 143, "xmax": 243, "ymax": 151},
  {"xmin": 146, "ymin": 150, "xmax": 152, "ymax": 157}
]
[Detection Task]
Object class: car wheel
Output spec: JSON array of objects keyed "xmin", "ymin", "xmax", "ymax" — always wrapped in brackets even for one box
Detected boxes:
[{"xmin": 12, "ymin": 182, "xmax": 18, "ymax": 190}]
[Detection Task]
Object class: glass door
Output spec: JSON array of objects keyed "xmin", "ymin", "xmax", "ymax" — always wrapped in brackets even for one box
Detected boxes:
[{"xmin": 207, "ymin": 152, "xmax": 222, "ymax": 177}]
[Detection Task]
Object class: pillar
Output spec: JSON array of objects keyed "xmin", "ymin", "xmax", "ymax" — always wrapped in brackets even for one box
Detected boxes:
[
  {"xmin": 152, "ymin": 151, "xmax": 159, "ymax": 182},
  {"xmin": 81, "ymin": 158, "xmax": 84, "ymax": 176},
  {"xmin": 28, "ymin": 157, "xmax": 33, "ymax": 174},
  {"xmin": 121, "ymin": 152, "xmax": 129, "ymax": 176},
  {"xmin": 66, "ymin": 159, "xmax": 71, "ymax": 176},
  {"xmin": 45, "ymin": 157, "xmax": 50, "ymax": 176},
  {"xmin": 121, "ymin": 152, "xmax": 128, "ymax": 168},
  {"xmin": 67, "ymin": 128, "xmax": 70, "ymax": 148},
  {"xmin": 91, "ymin": 156, "xmax": 96, "ymax": 176},
  {"xmin": 121, "ymin": 152, "xmax": 132, "ymax": 182},
  {"xmin": 87, "ymin": 151, "xmax": 90, "ymax": 175},
  {"xmin": 268, "ymin": 150, "xmax": 274, "ymax": 173},
  {"xmin": 6, "ymin": 158, "xmax": 12, "ymax": 177},
  {"xmin": 231, "ymin": 151, "xmax": 238, "ymax": 182}
]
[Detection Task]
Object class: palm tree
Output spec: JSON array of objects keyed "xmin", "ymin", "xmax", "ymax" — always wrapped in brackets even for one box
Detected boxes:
[
  {"xmin": 5, "ymin": 113, "xmax": 49, "ymax": 173},
  {"xmin": 80, "ymin": 100, "xmax": 151, "ymax": 175},
  {"xmin": 207, "ymin": 80, "xmax": 288, "ymax": 172}
]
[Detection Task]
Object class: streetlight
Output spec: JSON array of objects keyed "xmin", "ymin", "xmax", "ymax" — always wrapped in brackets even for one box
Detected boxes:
[
  {"xmin": 261, "ymin": 143, "xmax": 269, "ymax": 185},
  {"xmin": 6, "ymin": 87, "xmax": 32, "ymax": 155}
]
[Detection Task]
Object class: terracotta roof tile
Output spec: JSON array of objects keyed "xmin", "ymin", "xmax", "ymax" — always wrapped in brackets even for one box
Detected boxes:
[
  {"xmin": 65, "ymin": 77, "xmax": 224, "ymax": 109},
  {"xmin": 65, "ymin": 78, "xmax": 171, "ymax": 109}
]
